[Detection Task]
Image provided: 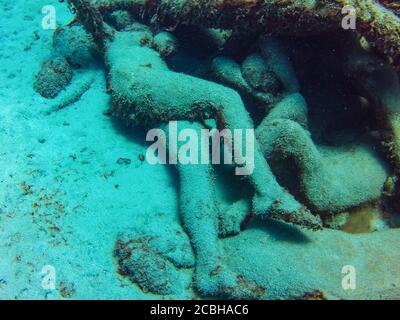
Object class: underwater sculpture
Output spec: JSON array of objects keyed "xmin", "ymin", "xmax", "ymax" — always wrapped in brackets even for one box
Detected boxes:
[
  {"xmin": 32, "ymin": 0, "xmax": 400, "ymax": 299},
  {"xmin": 34, "ymin": 25, "xmax": 97, "ymax": 92},
  {"xmin": 106, "ymin": 29, "xmax": 323, "ymax": 225},
  {"xmin": 211, "ymin": 37, "xmax": 389, "ymax": 214},
  {"xmin": 66, "ymin": 0, "xmax": 400, "ymax": 189},
  {"xmin": 106, "ymin": 26, "xmax": 322, "ymax": 297},
  {"xmin": 34, "ymin": 25, "xmax": 97, "ymax": 113},
  {"xmin": 56, "ymin": 0, "xmax": 320, "ymax": 298},
  {"xmin": 256, "ymin": 92, "xmax": 388, "ymax": 213}
]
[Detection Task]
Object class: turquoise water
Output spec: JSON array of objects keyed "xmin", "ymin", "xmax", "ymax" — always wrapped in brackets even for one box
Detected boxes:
[{"xmin": 1, "ymin": 0, "xmax": 400, "ymax": 300}]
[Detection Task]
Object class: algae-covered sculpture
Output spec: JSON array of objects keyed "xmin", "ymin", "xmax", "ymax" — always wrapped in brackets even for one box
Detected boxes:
[
  {"xmin": 30, "ymin": 0, "xmax": 400, "ymax": 299},
  {"xmin": 256, "ymin": 92, "xmax": 388, "ymax": 213},
  {"xmin": 106, "ymin": 26, "xmax": 321, "ymax": 297},
  {"xmin": 107, "ymin": 29, "xmax": 321, "ymax": 225}
]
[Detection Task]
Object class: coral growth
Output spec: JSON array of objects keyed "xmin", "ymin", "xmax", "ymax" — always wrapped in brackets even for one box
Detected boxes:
[{"xmin": 338, "ymin": 0, "xmax": 400, "ymax": 69}]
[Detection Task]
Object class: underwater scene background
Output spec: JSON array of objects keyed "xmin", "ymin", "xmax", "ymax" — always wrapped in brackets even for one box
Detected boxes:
[{"xmin": 1, "ymin": 0, "xmax": 400, "ymax": 300}]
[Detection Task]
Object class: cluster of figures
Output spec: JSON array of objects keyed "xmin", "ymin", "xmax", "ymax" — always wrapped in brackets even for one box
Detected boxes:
[{"xmin": 33, "ymin": 0, "xmax": 400, "ymax": 299}]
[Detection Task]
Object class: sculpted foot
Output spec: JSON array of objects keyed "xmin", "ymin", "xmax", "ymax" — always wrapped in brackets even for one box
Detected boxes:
[{"xmin": 253, "ymin": 191, "xmax": 322, "ymax": 230}]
